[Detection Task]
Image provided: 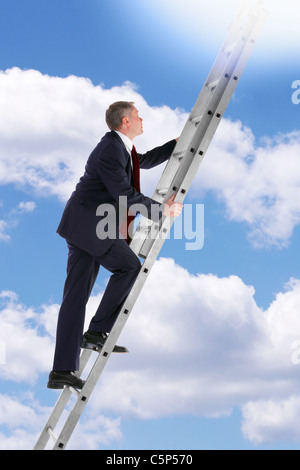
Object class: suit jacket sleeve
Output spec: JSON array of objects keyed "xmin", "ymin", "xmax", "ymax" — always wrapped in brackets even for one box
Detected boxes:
[{"xmin": 138, "ymin": 139, "xmax": 176, "ymax": 169}]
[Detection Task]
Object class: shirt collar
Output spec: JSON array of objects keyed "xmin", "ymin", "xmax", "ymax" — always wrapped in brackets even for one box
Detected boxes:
[{"xmin": 114, "ymin": 130, "xmax": 133, "ymax": 154}]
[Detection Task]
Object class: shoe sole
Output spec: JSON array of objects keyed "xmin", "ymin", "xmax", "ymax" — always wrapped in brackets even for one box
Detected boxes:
[
  {"xmin": 81, "ymin": 340, "xmax": 129, "ymax": 354},
  {"xmin": 47, "ymin": 381, "xmax": 65, "ymax": 390},
  {"xmin": 47, "ymin": 380, "xmax": 85, "ymax": 390}
]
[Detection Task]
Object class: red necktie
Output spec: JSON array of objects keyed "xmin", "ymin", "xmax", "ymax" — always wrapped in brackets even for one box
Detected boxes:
[
  {"xmin": 120, "ymin": 145, "xmax": 141, "ymax": 243},
  {"xmin": 131, "ymin": 145, "xmax": 140, "ymax": 192}
]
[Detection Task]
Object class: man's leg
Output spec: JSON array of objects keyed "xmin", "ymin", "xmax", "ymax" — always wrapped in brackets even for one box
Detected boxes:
[
  {"xmin": 52, "ymin": 243, "xmax": 100, "ymax": 372},
  {"xmin": 88, "ymin": 238, "xmax": 141, "ymax": 333}
]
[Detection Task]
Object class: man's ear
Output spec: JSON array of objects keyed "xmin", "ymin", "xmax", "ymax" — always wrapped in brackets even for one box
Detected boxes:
[{"xmin": 122, "ymin": 116, "xmax": 130, "ymax": 126}]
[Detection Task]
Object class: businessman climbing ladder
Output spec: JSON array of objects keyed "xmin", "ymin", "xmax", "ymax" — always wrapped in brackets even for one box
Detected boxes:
[{"xmin": 34, "ymin": 0, "xmax": 268, "ymax": 450}]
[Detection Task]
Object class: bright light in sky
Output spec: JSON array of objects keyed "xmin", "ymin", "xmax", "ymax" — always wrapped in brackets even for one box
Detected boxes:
[{"xmin": 146, "ymin": 0, "xmax": 300, "ymax": 61}]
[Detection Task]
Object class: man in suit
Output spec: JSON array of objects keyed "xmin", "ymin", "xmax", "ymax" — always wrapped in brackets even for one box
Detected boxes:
[{"xmin": 48, "ymin": 101, "xmax": 182, "ymax": 390}]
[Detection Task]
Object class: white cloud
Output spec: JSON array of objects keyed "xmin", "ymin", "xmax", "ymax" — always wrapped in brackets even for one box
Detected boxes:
[
  {"xmin": 84, "ymin": 258, "xmax": 300, "ymax": 446},
  {"xmin": 1, "ymin": 258, "xmax": 300, "ymax": 447},
  {"xmin": 242, "ymin": 396, "xmax": 300, "ymax": 445},
  {"xmin": 0, "ymin": 220, "xmax": 10, "ymax": 242},
  {"xmin": 68, "ymin": 413, "xmax": 123, "ymax": 451},
  {"xmin": 0, "ymin": 67, "xmax": 186, "ymax": 202},
  {"xmin": 191, "ymin": 122, "xmax": 300, "ymax": 247},
  {"xmin": 266, "ymin": 278, "xmax": 300, "ymax": 352},
  {"xmin": 0, "ymin": 291, "xmax": 55, "ymax": 382},
  {"xmin": 82, "ymin": 259, "xmax": 300, "ymax": 426},
  {"xmin": 15, "ymin": 201, "xmax": 36, "ymax": 213},
  {"xmin": 0, "ymin": 200, "xmax": 37, "ymax": 242},
  {"xmin": 1, "ymin": 67, "xmax": 300, "ymax": 247},
  {"xmin": 0, "ymin": 392, "xmax": 123, "ymax": 450}
]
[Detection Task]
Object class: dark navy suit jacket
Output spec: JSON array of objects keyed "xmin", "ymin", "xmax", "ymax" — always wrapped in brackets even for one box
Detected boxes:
[{"xmin": 57, "ymin": 131, "xmax": 176, "ymax": 256}]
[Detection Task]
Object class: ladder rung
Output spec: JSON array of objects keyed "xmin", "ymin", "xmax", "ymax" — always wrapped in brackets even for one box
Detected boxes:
[
  {"xmin": 47, "ymin": 427, "xmax": 58, "ymax": 443},
  {"xmin": 173, "ymin": 148, "xmax": 188, "ymax": 158},
  {"xmin": 222, "ymin": 41, "xmax": 237, "ymax": 56},
  {"xmin": 156, "ymin": 188, "xmax": 168, "ymax": 196},
  {"xmin": 190, "ymin": 115, "xmax": 203, "ymax": 125},
  {"xmin": 206, "ymin": 78, "xmax": 220, "ymax": 91},
  {"xmin": 68, "ymin": 386, "xmax": 81, "ymax": 397},
  {"xmin": 137, "ymin": 225, "xmax": 151, "ymax": 233}
]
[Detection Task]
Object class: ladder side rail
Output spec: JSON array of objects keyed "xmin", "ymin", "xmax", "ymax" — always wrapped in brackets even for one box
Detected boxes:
[
  {"xmin": 183, "ymin": 2, "xmax": 270, "ymax": 187},
  {"xmin": 138, "ymin": 70, "xmax": 245, "ymax": 258},
  {"xmin": 130, "ymin": 215, "xmax": 154, "ymax": 257},
  {"xmin": 33, "ymin": 349, "xmax": 92, "ymax": 450},
  {"xmin": 144, "ymin": 23, "xmax": 245, "ymax": 207},
  {"xmin": 169, "ymin": 51, "xmax": 255, "ymax": 197},
  {"xmin": 81, "ymin": 215, "xmax": 175, "ymax": 397},
  {"xmin": 164, "ymin": 1, "xmax": 264, "ymax": 170},
  {"xmin": 130, "ymin": 73, "xmax": 232, "ymax": 256},
  {"xmin": 34, "ymin": 388, "xmax": 73, "ymax": 450}
]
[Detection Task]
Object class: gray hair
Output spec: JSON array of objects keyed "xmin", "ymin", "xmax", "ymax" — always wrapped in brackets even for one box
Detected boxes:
[{"xmin": 105, "ymin": 101, "xmax": 135, "ymax": 131}]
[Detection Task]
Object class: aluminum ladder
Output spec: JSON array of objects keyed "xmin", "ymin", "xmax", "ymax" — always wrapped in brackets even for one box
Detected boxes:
[{"xmin": 34, "ymin": 0, "xmax": 268, "ymax": 450}]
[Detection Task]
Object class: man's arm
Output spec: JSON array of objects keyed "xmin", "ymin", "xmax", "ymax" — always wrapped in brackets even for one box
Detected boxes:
[
  {"xmin": 138, "ymin": 137, "xmax": 183, "ymax": 219},
  {"xmin": 98, "ymin": 139, "xmax": 182, "ymax": 222},
  {"xmin": 138, "ymin": 139, "xmax": 177, "ymax": 170}
]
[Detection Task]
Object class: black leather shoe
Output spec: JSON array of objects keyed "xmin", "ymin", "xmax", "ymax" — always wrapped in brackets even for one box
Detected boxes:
[
  {"xmin": 47, "ymin": 371, "xmax": 85, "ymax": 390},
  {"xmin": 81, "ymin": 331, "xmax": 129, "ymax": 353}
]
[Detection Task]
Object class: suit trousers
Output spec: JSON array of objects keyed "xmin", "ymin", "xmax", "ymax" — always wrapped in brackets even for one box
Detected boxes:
[{"xmin": 52, "ymin": 238, "xmax": 141, "ymax": 371}]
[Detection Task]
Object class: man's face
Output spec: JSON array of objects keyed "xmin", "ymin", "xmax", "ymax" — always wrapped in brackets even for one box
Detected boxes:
[{"xmin": 127, "ymin": 106, "xmax": 143, "ymax": 138}]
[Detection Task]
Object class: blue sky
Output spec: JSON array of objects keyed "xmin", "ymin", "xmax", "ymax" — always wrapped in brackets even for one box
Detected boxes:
[{"xmin": 1, "ymin": 0, "xmax": 300, "ymax": 450}]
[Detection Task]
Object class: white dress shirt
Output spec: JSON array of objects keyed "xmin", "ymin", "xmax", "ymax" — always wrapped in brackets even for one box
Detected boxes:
[{"xmin": 115, "ymin": 130, "xmax": 133, "ymax": 168}]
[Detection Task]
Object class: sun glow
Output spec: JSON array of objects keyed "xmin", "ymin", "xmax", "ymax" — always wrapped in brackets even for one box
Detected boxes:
[{"xmin": 145, "ymin": 0, "xmax": 300, "ymax": 62}]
